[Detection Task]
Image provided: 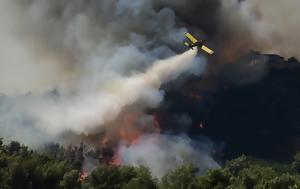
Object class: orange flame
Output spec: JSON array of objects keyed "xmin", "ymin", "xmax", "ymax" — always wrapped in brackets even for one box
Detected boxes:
[
  {"xmin": 198, "ymin": 122, "xmax": 204, "ymax": 129},
  {"xmin": 100, "ymin": 111, "xmax": 163, "ymax": 166},
  {"xmin": 79, "ymin": 171, "xmax": 88, "ymax": 182},
  {"xmin": 152, "ymin": 113, "xmax": 161, "ymax": 132},
  {"xmin": 110, "ymin": 154, "xmax": 123, "ymax": 165},
  {"xmin": 189, "ymin": 92, "xmax": 203, "ymax": 101},
  {"xmin": 101, "ymin": 135, "xmax": 109, "ymax": 146},
  {"xmin": 118, "ymin": 112, "xmax": 143, "ymax": 145}
]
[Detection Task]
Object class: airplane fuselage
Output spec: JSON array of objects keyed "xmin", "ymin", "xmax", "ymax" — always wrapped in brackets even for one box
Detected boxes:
[{"xmin": 189, "ymin": 41, "xmax": 204, "ymax": 49}]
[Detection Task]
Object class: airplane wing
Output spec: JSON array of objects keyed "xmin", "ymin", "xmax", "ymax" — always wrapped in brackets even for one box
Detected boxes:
[
  {"xmin": 185, "ymin": 32, "xmax": 198, "ymax": 44},
  {"xmin": 201, "ymin": 45, "xmax": 214, "ymax": 55}
]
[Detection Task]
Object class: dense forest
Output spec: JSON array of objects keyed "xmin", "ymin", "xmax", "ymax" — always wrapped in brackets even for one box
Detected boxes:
[{"xmin": 1, "ymin": 139, "xmax": 300, "ymax": 189}]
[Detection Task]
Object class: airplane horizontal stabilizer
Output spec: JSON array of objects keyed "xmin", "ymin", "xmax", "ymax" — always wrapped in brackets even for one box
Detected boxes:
[{"xmin": 184, "ymin": 42, "xmax": 190, "ymax": 47}]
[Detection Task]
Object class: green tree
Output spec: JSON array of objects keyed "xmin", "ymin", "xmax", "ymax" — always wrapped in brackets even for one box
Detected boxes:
[
  {"xmin": 7, "ymin": 141, "xmax": 21, "ymax": 155},
  {"xmin": 266, "ymin": 174, "xmax": 300, "ymax": 189},
  {"xmin": 82, "ymin": 165, "xmax": 157, "ymax": 189},
  {"xmin": 235, "ymin": 165, "xmax": 277, "ymax": 188},
  {"xmin": 122, "ymin": 167, "xmax": 157, "ymax": 189},
  {"xmin": 197, "ymin": 169, "xmax": 232, "ymax": 189},
  {"xmin": 0, "ymin": 138, "xmax": 3, "ymax": 147},
  {"xmin": 0, "ymin": 140, "xmax": 78, "ymax": 189},
  {"xmin": 292, "ymin": 152, "xmax": 300, "ymax": 173},
  {"xmin": 159, "ymin": 164, "xmax": 199, "ymax": 189},
  {"xmin": 225, "ymin": 155, "xmax": 249, "ymax": 176},
  {"xmin": 59, "ymin": 170, "xmax": 81, "ymax": 189}
]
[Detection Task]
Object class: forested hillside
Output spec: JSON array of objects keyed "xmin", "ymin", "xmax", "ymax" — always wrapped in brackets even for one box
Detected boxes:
[{"xmin": 1, "ymin": 139, "xmax": 300, "ymax": 189}]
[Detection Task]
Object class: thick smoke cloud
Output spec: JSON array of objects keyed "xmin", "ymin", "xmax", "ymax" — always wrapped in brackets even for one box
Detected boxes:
[
  {"xmin": 219, "ymin": 0, "xmax": 300, "ymax": 59},
  {"xmin": 26, "ymin": 49, "xmax": 202, "ymax": 137},
  {"xmin": 1, "ymin": 0, "xmax": 299, "ymax": 94},
  {"xmin": 0, "ymin": 47, "xmax": 202, "ymax": 146},
  {"xmin": 118, "ymin": 134, "xmax": 219, "ymax": 178},
  {"xmin": 242, "ymin": 0, "xmax": 300, "ymax": 58},
  {"xmin": 0, "ymin": 0, "xmax": 195, "ymax": 142},
  {"xmin": 0, "ymin": 0, "xmax": 209, "ymax": 146},
  {"xmin": 0, "ymin": 0, "xmax": 187, "ymax": 94}
]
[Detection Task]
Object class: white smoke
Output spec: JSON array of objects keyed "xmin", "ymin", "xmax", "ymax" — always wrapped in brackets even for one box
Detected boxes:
[
  {"xmin": 0, "ymin": 47, "xmax": 203, "ymax": 145},
  {"xmin": 0, "ymin": 0, "xmax": 196, "ymax": 144},
  {"xmin": 0, "ymin": 0, "xmax": 187, "ymax": 95},
  {"xmin": 26, "ymin": 49, "xmax": 203, "ymax": 137},
  {"xmin": 220, "ymin": 0, "xmax": 300, "ymax": 58},
  {"xmin": 118, "ymin": 134, "xmax": 220, "ymax": 178}
]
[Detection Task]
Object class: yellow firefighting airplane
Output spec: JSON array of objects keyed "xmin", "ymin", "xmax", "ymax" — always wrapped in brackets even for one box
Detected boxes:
[{"xmin": 184, "ymin": 32, "xmax": 214, "ymax": 55}]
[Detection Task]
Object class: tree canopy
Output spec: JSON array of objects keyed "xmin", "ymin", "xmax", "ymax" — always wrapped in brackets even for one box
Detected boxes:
[{"xmin": 0, "ymin": 139, "xmax": 300, "ymax": 189}]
